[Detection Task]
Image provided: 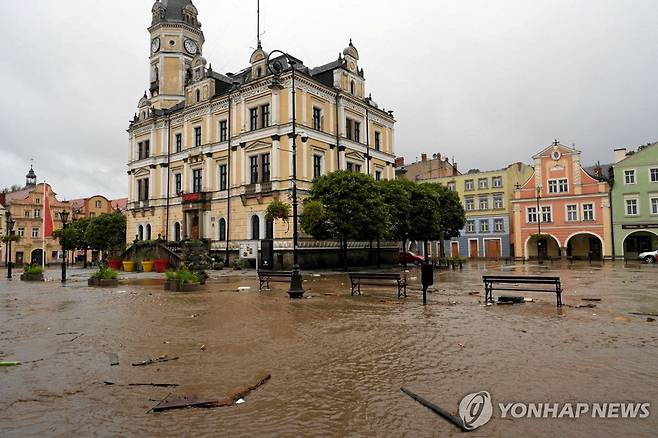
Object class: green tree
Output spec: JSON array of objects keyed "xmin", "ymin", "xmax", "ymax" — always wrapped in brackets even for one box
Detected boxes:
[
  {"xmin": 378, "ymin": 178, "xmax": 414, "ymax": 249},
  {"xmin": 301, "ymin": 171, "xmax": 389, "ymax": 269},
  {"xmin": 53, "ymin": 218, "xmax": 90, "ymax": 252},
  {"xmin": 85, "ymin": 213, "xmax": 127, "ymax": 258}
]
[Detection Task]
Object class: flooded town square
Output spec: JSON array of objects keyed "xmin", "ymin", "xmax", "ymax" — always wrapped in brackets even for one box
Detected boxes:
[{"xmin": 1, "ymin": 261, "xmax": 656, "ymax": 437}]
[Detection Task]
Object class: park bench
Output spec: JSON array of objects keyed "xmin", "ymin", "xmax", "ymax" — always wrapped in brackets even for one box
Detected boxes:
[
  {"xmin": 257, "ymin": 270, "xmax": 292, "ymax": 291},
  {"xmin": 349, "ymin": 272, "xmax": 408, "ymax": 298},
  {"xmin": 482, "ymin": 275, "xmax": 563, "ymax": 307}
]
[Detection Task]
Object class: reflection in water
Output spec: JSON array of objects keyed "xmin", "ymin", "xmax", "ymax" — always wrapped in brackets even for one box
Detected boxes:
[{"xmin": 0, "ymin": 262, "xmax": 657, "ymax": 437}]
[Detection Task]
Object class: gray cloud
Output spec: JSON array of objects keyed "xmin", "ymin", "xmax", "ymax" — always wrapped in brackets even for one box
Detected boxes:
[{"xmin": 1, "ymin": 0, "xmax": 656, "ymax": 198}]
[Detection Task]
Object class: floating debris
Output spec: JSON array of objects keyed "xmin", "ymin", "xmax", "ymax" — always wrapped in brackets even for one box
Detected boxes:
[{"xmin": 132, "ymin": 355, "xmax": 179, "ymax": 367}]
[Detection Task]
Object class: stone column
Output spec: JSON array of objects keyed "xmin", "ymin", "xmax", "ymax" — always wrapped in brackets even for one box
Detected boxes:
[
  {"xmin": 160, "ymin": 165, "xmax": 167, "ymax": 198},
  {"xmin": 338, "ymin": 146, "xmax": 346, "ymax": 170},
  {"xmin": 240, "ymin": 144, "xmax": 247, "ymax": 185},
  {"xmin": 271, "ymin": 135, "xmax": 281, "ymax": 181},
  {"xmin": 272, "ymin": 90, "xmax": 280, "ymax": 125},
  {"xmin": 148, "ymin": 166, "xmax": 155, "ymax": 198},
  {"xmin": 205, "ymin": 154, "xmax": 213, "ymax": 191}
]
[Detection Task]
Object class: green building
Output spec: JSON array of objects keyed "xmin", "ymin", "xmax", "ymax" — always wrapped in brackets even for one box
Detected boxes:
[{"xmin": 611, "ymin": 142, "xmax": 658, "ymax": 260}]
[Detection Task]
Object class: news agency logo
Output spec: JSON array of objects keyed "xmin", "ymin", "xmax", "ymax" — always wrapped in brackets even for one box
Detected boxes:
[{"xmin": 459, "ymin": 391, "xmax": 493, "ymax": 431}]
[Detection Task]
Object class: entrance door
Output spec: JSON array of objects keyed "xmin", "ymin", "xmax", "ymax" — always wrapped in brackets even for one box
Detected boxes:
[
  {"xmin": 589, "ymin": 238, "xmax": 602, "ymax": 260},
  {"xmin": 451, "ymin": 241, "xmax": 460, "ymax": 258},
  {"xmin": 31, "ymin": 249, "xmax": 43, "ymax": 266},
  {"xmin": 469, "ymin": 240, "xmax": 479, "ymax": 259},
  {"xmin": 485, "ymin": 240, "xmax": 501, "ymax": 259},
  {"xmin": 538, "ymin": 238, "xmax": 548, "ymax": 260},
  {"xmin": 191, "ymin": 215, "xmax": 200, "ymax": 240}
]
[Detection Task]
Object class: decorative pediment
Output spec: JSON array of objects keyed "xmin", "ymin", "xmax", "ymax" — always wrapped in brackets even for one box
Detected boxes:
[
  {"xmin": 245, "ymin": 140, "xmax": 271, "ymax": 152},
  {"xmin": 346, "ymin": 151, "xmax": 365, "ymax": 161},
  {"xmin": 549, "ymin": 164, "xmax": 565, "ymax": 172},
  {"xmin": 134, "ymin": 168, "xmax": 150, "ymax": 178}
]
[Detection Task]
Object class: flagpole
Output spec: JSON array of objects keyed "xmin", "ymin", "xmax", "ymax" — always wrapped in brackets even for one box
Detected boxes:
[{"xmin": 42, "ymin": 181, "xmax": 46, "ymax": 270}]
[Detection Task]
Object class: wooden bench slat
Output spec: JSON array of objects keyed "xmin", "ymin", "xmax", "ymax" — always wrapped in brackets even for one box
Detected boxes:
[{"xmin": 482, "ymin": 275, "xmax": 563, "ymax": 307}]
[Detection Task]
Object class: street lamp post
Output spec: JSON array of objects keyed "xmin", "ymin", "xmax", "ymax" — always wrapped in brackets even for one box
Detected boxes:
[
  {"xmin": 59, "ymin": 210, "xmax": 69, "ymax": 283},
  {"xmin": 267, "ymin": 50, "xmax": 304, "ymax": 299},
  {"xmin": 536, "ymin": 186, "xmax": 543, "ymax": 265},
  {"xmin": 6, "ymin": 213, "xmax": 15, "ymax": 279}
]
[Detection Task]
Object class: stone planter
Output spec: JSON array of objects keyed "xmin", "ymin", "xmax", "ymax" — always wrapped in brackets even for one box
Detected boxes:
[
  {"xmin": 107, "ymin": 259, "xmax": 122, "ymax": 270},
  {"xmin": 20, "ymin": 273, "xmax": 44, "ymax": 282},
  {"xmin": 141, "ymin": 261, "xmax": 154, "ymax": 273},
  {"xmin": 88, "ymin": 277, "xmax": 119, "ymax": 287},
  {"xmin": 164, "ymin": 280, "xmax": 201, "ymax": 292},
  {"xmin": 154, "ymin": 259, "xmax": 170, "ymax": 273},
  {"xmin": 122, "ymin": 261, "xmax": 135, "ymax": 272}
]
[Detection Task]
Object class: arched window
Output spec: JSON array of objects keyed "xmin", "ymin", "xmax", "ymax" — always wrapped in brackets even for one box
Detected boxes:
[
  {"xmin": 174, "ymin": 222, "xmax": 181, "ymax": 242},
  {"xmin": 219, "ymin": 218, "xmax": 226, "ymax": 241},
  {"xmin": 251, "ymin": 215, "xmax": 260, "ymax": 240},
  {"xmin": 256, "ymin": 67, "xmax": 262, "ymax": 77},
  {"xmin": 146, "ymin": 224, "xmax": 152, "ymax": 241},
  {"xmin": 196, "ymin": 89, "xmax": 201, "ymax": 102},
  {"xmin": 138, "ymin": 225, "xmax": 144, "ymax": 241},
  {"xmin": 266, "ymin": 217, "xmax": 274, "ymax": 239},
  {"xmin": 350, "ymin": 80, "xmax": 356, "ymax": 95}
]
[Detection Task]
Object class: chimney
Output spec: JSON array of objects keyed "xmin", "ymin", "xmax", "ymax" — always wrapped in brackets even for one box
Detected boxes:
[
  {"xmin": 394, "ymin": 157, "xmax": 405, "ymax": 167},
  {"xmin": 421, "ymin": 153, "xmax": 427, "ymax": 162},
  {"xmin": 614, "ymin": 148, "xmax": 627, "ymax": 163},
  {"xmin": 452, "ymin": 162, "xmax": 458, "ymax": 176}
]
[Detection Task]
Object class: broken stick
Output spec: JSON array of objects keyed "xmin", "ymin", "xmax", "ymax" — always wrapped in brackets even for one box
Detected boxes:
[
  {"xmin": 401, "ymin": 387, "xmax": 468, "ymax": 432},
  {"xmin": 132, "ymin": 355, "xmax": 179, "ymax": 367}
]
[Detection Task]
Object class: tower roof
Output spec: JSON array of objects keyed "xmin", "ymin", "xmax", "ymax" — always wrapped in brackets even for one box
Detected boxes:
[{"xmin": 152, "ymin": 0, "xmax": 199, "ymax": 26}]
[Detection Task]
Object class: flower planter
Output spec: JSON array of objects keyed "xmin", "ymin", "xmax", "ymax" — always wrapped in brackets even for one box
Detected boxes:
[
  {"xmin": 164, "ymin": 280, "xmax": 201, "ymax": 292},
  {"xmin": 107, "ymin": 259, "xmax": 122, "ymax": 270},
  {"xmin": 122, "ymin": 261, "xmax": 135, "ymax": 272},
  {"xmin": 141, "ymin": 261, "xmax": 154, "ymax": 273},
  {"xmin": 154, "ymin": 259, "xmax": 170, "ymax": 273},
  {"xmin": 88, "ymin": 277, "xmax": 119, "ymax": 287},
  {"xmin": 20, "ymin": 273, "xmax": 44, "ymax": 282}
]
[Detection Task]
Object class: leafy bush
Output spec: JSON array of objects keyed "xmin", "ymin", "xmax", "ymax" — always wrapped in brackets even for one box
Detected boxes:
[
  {"xmin": 92, "ymin": 267, "xmax": 118, "ymax": 280},
  {"xmin": 25, "ymin": 265, "xmax": 44, "ymax": 274},
  {"xmin": 165, "ymin": 266, "xmax": 201, "ymax": 284}
]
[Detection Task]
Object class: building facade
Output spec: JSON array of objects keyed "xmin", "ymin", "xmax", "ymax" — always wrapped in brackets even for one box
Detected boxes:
[
  {"xmin": 3, "ymin": 167, "xmax": 72, "ymax": 266},
  {"xmin": 395, "ymin": 153, "xmax": 458, "ymax": 181},
  {"xmin": 512, "ymin": 142, "xmax": 612, "ymax": 260},
  {"xmin": 611, "ymin": 143, "xmax": 658, "ymax": 260},
  {"xmin": 127, "ymin": 1, "xmax": 397, "ymax": 262},
  {"xmin": 433, "ymin": 163, "xmax": 534, "ymax": 259},
  {"xmin": 70, "ymin": 195, "xmax": 121, "ymax": 220}
]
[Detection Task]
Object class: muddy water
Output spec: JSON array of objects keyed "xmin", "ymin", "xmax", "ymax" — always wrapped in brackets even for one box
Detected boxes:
[{"xmin": 1, "ymin": 262, "xmax": 657, "ymax": 437}]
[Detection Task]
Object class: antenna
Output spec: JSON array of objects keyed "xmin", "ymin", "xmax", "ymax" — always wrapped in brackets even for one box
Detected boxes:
[{"xmin": 256, "ymin": 0, "xmax": 261, "ymax": 48}]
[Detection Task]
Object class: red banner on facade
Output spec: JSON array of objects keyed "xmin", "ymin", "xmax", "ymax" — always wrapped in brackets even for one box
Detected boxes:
[{"xmin": 43, "ymin": 184, "xmax": 54, "ymax": 238}]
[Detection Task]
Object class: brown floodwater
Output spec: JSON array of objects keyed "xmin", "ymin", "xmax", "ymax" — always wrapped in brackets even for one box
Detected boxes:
[{"xmin": 1, "ymin": 262, "xmax": 657, "ymax": 437}]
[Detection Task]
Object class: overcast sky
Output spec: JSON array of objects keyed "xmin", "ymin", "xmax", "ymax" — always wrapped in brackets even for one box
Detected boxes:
[{"xmin": 1, "ymin": 0, "xmax": 657, "ymax": 199}]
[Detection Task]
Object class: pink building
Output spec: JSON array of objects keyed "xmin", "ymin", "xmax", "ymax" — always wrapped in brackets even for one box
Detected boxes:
[{"xmin": 512, "ymin": 142, "xmax": 612, "ymax": 260}]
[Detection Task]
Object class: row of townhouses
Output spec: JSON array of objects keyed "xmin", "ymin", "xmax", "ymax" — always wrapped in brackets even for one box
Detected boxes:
[{"xmin": 413, "ymin": 141, "xmax": 657, "ymax": 261}]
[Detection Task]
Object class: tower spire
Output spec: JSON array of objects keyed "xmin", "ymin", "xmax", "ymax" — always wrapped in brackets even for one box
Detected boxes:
[{"xmin": 256, "ymin": 0, "xmax": 262, "ymax": 48}]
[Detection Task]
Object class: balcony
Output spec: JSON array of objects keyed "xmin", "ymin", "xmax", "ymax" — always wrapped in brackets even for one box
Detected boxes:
[
  {"xmin": 181, "ymin": 192, "xmax": 210, "ymax": 211},
  {"xmin": 240, "ymin": 180, "xmax": 275, "ymax": 205}
]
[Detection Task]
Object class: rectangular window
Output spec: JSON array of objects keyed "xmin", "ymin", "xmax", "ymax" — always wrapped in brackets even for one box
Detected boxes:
[
  {"xmin": 313, "ymin": 155, "xmax": 322, "ymax": 179},
  {"xmin": 466, "ymin": 220, "xmax": 475, "ymax": 233},
  {"xmin": 347, "ymin": 162, "xmax": 353, "ymax": 172},
  {"xmin": 174, "ymin": 173, "xmax": 182, "ymax": 195},
  {"xmin": 624, "ymin": 170, "xmax": 636, "ymax": 184},
  {"xmin": 144, "ymin": 140, "xmax": 150, "ymax": 158},
  {"xmin": 494, "ymin": 219, "xmax": 504, "ymax": 232},
  {"xmin": 17, "ymin": 227, "xmax": 25, "ymax": 237},
  {"xmin": 479, "ymin": 196, "xmax": 489, "ymax": 210},
  {"xmin": 465, "ymin": 180, "xmax": 474, "ymax": 191},
  {"xmin": 35, "ymin": 198, "xmax": 40, "ymax": 204},
  {"xmin": 354, "ymin": 164, "xmax": 362, "ymax": 173},
  {"xmin": 480, "ymin": 220, "xmax": 490, "ymax": 233},
  {"xmin": 313, "ymin": 107, "xmax": 322, "ymax": 131},
  {"xmin": 137, "ymin": 179, "xmax": 149, "ymax": 201},
  {"xmin": 542, "ymin": 206, "xmax": 552, "ymax": 223},
  {"xmin": 138, "ymin": 141, "xmax": 150, "ymax": 160},
  {"xmin": 651, "ymin": 168, "xmax": 658, "ymax": 183},
  {"xmin": 346, "ymin": 119, "xmax": 353, "ymax": 140},
  {"xmin": 261, "ymin": 104, "xmax": 270, "ymax": 128},
  {"xmin": 175, "ymin": 133, "xmax": 182, "ymax": 152},
  {"xmin": 34, "ymin": 209, "xmax": 41, "ymax": 218},
  {"xmin": 447, "ymin": 182, "xmax": 456, "ymax": 191},
  {"xmin": 478, "ymin": 178, "xmax": 488, "ymax": 189},
  {"xmin": 548, "ymin": 180, "xmax": 557, "ymax": 193},
  {"xmin": 375, "ymin": 170, "xmax": 382, "ymax": 181},
  {"xmin": 464, "ymin": 198, "xmax": 474, "ymax": 211},
  {"xmin": 492, "ymin": 176, "xmax": 503, "ymax": 188},
  {"xmin": 219, "ymin": 121, "xmax": 228, "ymax": 142},
  {"xmin": 261, "ymin": 153, "xmax": 271, "ymax": 182},
  {"xmin": 354, "ymin": 121, "xmax": 361, "ymax": 143},
  {"xmin": 250, "ymin": 108, "xmax": 258, "ymax": 131},
  {"xmin": 651, "ymin": 197, "xmax": 658, "ymax": 215},
  {"xmin": 583, "ymin": 204, "xmax": 594, "ymax": 221},
  {"xmin": 219, "ymin": 165, "xmax": 227, "ymax": 191},
  {"xmin": 527, "ymin": 207, "xmax": 538, "ymax": 223},
  {"xmin": 192, "ymin": 169, "xmax": 203, "ymax": 193},
  {"xmin": 374, "ymin": 131, "xmax": 381, "ymax": 151},
  {"xmin": 549, "ymin": 179, "xmax": 568, "ymax": 193},
  {"xmin": 625, "ymin": 199, "xmax": 638, "ymax": 216},
  {"xmin": 566, "ymin": 204, "xmax": 578, "ymax": 221},
  {"xmin": 250, "ymin": 156, "xmax": 259, "ymax": 184},
  {"xmin": 493, "ymin": 194, "xmax": 503, "ymax": 209},
  {"xmin": 194, "ymin": 127, "xmax": 202, "ymax": 147},
  {"xmin": 559, "ymin": 179, "xmax": 568, "ymax": 192},
  {"xmin": 31, "ymin": 228, "xmax": 39, "ymax": 238},
  {"xmin": 24, "ymin": 210, "xmax": 30, "ymax": 217}
]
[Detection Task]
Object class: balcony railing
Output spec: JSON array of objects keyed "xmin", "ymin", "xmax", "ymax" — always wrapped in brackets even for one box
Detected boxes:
[{"xmin": 182, "ymin": 192, "xmax": 207, "ymax": 203}]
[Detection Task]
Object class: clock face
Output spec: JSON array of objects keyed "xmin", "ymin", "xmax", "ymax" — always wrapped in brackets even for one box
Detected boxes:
[
  {"xmin": 151, "ymin": 38, "xmax": 160, "ymax": 53},
  {"xmin": 348, "ymin": 61, "xmax": 356, "ymax": 72},
  {"xmin": 184, "ymin": 39, "xmax": 198, "ymax": 55}
]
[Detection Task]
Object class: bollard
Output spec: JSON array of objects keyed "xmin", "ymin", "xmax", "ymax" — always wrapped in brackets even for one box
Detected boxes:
[{"xmin": 421, "ymin": 263, "xmax": 434, "ymax": 306}]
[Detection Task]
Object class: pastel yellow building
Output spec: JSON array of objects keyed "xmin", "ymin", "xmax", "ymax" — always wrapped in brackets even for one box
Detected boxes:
[{"xmin": 127, "ymin": 1, "xmax": 397, "ymax": 262}]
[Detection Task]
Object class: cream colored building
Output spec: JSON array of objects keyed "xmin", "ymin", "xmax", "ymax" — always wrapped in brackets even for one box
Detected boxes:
[{"xmin": 127, "ymin": 1, "xmax": 397, "ymax": 256}]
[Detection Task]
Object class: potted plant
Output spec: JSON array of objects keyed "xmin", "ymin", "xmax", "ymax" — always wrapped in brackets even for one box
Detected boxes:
[
  {"xmin": 164, "ymin": 266, "xmax": 202, "ymax": 292},
  {"xmin": 154, "ymin": 259, "xmax": 170, "ymax": 273},
  {"xmin": 107, "ymin": 258, "xmax": 122, "ymax": 270},
  {"xmin": 141, "ymin": 260, "xmax": 154, "ymax": 272},
  {"xmin": 20, "ymin": 265, "xmax": 45, "ymax": 282},
  {"xmin": 122, "ymin": 260, "xmax": 135, "ymax": 272},
  {"xmin": 88, "ymin": 267, "xmax": 119, "ymax": 287}
]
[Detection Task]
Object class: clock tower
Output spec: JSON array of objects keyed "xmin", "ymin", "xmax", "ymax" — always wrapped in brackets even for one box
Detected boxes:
[{"xmin": 148, "ymin": 0, "xmax": 204, "ymax": 110}]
